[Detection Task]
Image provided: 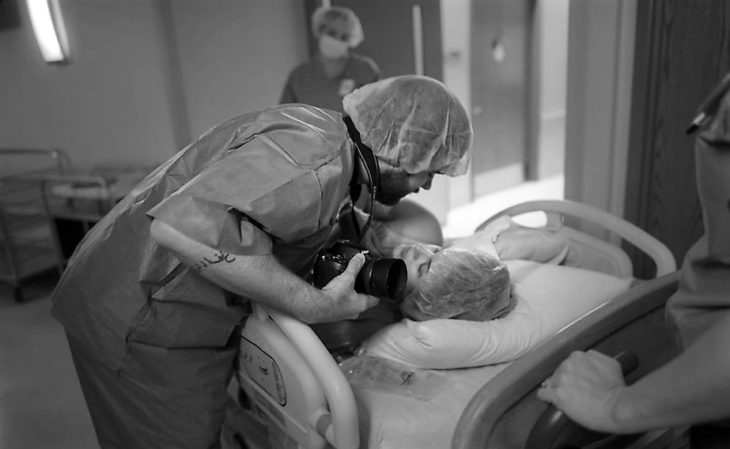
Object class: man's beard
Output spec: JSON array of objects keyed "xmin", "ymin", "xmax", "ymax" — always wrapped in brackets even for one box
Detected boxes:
[{"xmin": 375, "ymin": 170, "xmax": 413, "ymax": 205}]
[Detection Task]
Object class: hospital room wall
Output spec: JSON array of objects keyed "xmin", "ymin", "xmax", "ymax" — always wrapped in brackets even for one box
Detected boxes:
[
  {"xmin": 1, "ymin": 0, "xmax": 633, "ymax": 226},
  {"xmin": 0, "ymin": 0, "xmax": 176, "ymax": 170},
  {"xmin": 0, "ymin": 0, "xmax": 307, "ymax": 170}
]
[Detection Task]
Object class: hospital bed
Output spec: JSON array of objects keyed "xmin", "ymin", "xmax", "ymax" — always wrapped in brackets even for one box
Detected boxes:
[{"xmin": 237, "ymin": 199, "xmax": 679, "ymax": 449}]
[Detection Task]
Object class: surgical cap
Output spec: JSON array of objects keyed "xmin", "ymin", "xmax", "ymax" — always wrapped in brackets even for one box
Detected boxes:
[
  {"xmin": 342, "ymin": 75, "xmax": 473, "ymax": 176},
  {"xmin": 311, "ymin": 6, "xmax": 364, "ymax": 47},
  {"xmin": 400, "ymin": 247, "xmax": 512, "ymax": 321}
]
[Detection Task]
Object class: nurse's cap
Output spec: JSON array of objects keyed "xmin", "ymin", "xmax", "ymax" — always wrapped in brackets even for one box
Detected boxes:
[{"xmin": 342, "ymin": 75, "xmax": 473, "ymax": 176}]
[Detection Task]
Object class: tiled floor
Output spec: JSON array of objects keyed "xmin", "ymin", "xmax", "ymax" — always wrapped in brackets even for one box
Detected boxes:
[{"xmin": 0, "ymin": 175, "xmax": 563, "ymax": 449}]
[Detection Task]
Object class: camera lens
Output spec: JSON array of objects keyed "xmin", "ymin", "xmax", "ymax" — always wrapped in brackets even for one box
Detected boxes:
[
  {"xmin": 312, "ymin": 240, "xmax": 408, "ymax": 301},
  {"xmin": 358, "ymin": 258, "xmax": 407, "ymax": 301}
]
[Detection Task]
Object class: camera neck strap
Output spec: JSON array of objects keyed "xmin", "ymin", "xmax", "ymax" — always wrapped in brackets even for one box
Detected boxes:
[{"xmin": 343, "ymin": 115, "xmax": 380, "ymax": 242}]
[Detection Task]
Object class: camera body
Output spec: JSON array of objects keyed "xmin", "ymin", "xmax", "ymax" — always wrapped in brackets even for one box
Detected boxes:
[{"xmin": 312, "ymin": 240, "xmax": 407, "ymax": 301}]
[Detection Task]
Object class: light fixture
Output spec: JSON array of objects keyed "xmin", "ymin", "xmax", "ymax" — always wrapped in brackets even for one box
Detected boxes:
[{"xmin": 27, "ymin": 0, "xmax": 68, "ymax": 63}]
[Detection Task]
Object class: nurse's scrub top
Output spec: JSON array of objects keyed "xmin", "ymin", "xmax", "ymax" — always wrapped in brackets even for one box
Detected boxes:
[
  {"xmin": 280, "ymin": 53, "xmax": 380, "ymax": 113},
  {"xmin": 51, "ymin": 105, "xmax": 357, "ymax": 369}
]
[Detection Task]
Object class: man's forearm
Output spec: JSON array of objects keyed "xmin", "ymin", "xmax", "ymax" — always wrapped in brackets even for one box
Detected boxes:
[
  {"xmin": 149, "ymin": 219, "xmax": 332, "ymax": 322},
  {"xmin": 615, "ymin": 313, "xmax": 730, "ymax": 431},
  {"xmin": 192, "ymin": 248, "xmax": 334, "ymax": 323}
]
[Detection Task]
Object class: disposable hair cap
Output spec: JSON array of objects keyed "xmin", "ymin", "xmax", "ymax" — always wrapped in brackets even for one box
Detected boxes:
[
  {"xmin": 311, "ymin": 6, "xmax": 364, "ymax": 47},
  {"xmin": 401, "ymin": 246, "xmax": 512, "ymax": 321},
  {"xmin": 343, "ymin": 75, "xmax": 473, "ymax": 176}
]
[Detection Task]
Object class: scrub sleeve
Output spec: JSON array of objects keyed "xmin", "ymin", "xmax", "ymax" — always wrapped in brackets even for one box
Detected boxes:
[
  {"xmin": 128, "ymin": 137, "xmax": 348, "ymax": 449},
  {"xmin": 280, "ymin": 53, "xmax": 380, "ymax": 112},
  {"xmin": 667, "ymin": 87, "xmax": 730, "ymax": 447},
  {"xmin": 667, "ymin": 91, "xmax": 730, "ymax": 347},
  {"xmin": 65, "ymin": 153, "xmax": 279, "ymax": 449}
]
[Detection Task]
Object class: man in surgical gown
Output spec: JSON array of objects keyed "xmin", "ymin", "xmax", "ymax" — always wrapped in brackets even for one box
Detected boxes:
[{"xmin": 50, "ymin": 75, "xmax": 472, "ymax": 449}]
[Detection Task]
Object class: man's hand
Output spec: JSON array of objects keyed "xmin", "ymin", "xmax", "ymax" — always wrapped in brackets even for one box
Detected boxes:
[
  {"xmin": 537, "ymin": 350, "xmax": 628, "ymax": 433},
  {"xmin": 316, "ymin": 253, "xmax": 379, "ymax": 323}
]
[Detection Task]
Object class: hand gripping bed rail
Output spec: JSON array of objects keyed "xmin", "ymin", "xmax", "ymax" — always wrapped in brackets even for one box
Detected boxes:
[
  {"xmin": 265, "ymin": 307, "xmax": 360, "ymax": 449},
  {"xmin": 524, "ymin": 350, "xmax": 640, "ymax": 449},
  {"xmin": 475, "ymin": 199, "xmax": 677, "ymax": 277},
  {"xmin": 452, "ymin": 272, "xmax": 682, "ymax": 449}
]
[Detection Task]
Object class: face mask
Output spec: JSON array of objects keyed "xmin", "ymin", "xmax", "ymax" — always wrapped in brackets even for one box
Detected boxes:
[{"xmin": 319, "ymin": 35, "xmax": 349, "ymax": 59}]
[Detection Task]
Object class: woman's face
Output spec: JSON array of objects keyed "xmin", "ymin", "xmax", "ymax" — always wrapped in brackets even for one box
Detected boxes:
[{"xmin": 392, "ymin": 243, "xmax": 443, "ymax": 292}]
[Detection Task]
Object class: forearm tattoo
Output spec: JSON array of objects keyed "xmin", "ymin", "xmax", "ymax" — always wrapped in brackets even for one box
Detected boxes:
[{"xmin": 194, "ymin": 250, "xmax": 236, "ymax": 272}]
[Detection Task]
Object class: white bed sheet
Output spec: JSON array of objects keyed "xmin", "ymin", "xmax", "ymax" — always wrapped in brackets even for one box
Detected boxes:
[
  {"xmin": 351, "ymin": 362, "xmax": 509, "ymax": 449},
  {"xmin": 350, "ymin": 261, "xmax": 634, "ymax": 449}
]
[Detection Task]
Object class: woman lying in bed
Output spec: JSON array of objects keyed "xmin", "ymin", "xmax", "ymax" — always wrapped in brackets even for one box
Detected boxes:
[{"xmin": 312, "ymin": 203, "xmax": 573, "ymax": 356}]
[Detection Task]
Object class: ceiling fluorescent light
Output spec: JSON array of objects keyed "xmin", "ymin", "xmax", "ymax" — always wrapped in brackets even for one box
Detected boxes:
[{"xmin": 27, "ymin": 0, "xmax": 68, "ymax": 63}]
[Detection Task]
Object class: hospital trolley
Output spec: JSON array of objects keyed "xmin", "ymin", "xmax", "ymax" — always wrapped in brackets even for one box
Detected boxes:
[{"xmin": 0, "ymin": 148, "xmax": 69, "ymax": 301}]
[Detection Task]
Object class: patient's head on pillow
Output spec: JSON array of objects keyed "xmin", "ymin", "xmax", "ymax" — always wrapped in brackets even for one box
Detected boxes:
[{"xmin": 392, "ymin": 244, "xmax": 512, "ymax": 321}]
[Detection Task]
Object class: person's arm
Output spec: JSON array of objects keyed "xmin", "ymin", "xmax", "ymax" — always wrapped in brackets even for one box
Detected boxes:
[
  {"xmin": 149, "ymin": 218, "xmax": 378, "ymax": 324},
  {"xmin": 537, "ymin": 313, "xmax": 730, "ymax": 434}
]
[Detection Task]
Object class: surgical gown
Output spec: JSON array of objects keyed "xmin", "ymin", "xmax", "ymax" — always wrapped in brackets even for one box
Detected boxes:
[{"xmin": 50, "ymin": 105, "xmax": 356, "ymax": 449}]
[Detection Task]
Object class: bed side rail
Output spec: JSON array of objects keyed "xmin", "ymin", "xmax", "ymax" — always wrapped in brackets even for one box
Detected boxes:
[
  {"xmin": 239, "ymin": 304, "xmax": 359, "ymax": 449},
  {"xmin": 269, "ymin": 308, "xmax": 360, "ymax": 449},
  {"xmin": 452, "ymin": 272, "xmax": 682, "ymax": 449}
]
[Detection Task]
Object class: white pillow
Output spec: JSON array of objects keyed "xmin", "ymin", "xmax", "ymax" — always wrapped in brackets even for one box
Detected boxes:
[{"xmin": 361, "ymin": 260, "xmax": 633, "ymax": 369}]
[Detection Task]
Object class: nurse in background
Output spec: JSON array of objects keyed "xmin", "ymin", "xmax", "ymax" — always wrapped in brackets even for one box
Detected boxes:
[{"xmin": 280, "ymin": 5, "xmax": 381, "ymax": 113}]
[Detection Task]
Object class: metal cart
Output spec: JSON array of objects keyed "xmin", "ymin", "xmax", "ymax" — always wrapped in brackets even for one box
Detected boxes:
[
  {"xmin": 39, "ymin": 170, "xmax": 140, "ymax": 266},
  {"xmin": 0, "ymin": 148, "xmax": 70, "ymax": 301}
]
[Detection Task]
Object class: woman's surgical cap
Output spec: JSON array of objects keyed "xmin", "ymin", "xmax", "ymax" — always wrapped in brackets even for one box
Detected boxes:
[
  {"xmin": 400, "ymin": 247, "xmax": 512, "ymax": 321},
  {"xmin": 311, "ymin": 6, "xmax": 364, "ymax": 47},
  {"xmin": 342, "ymin": 75, "xmax": 473, "ymax": 176}
]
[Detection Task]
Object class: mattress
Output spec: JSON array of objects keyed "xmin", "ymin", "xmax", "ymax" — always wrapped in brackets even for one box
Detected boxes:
[
  {"xmin": 347, "ymin": 260, "xmax": 634, "ymax": 449},
  {"xmin": 236, "ymin": 261, "xmax": 635, "ymax": 449},
  {"xmin": 346, "ymin": 359, "xmax": 510, "ymax": 449}
]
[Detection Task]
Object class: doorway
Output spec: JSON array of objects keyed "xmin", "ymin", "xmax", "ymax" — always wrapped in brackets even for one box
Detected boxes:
[
  {"xmin": 470, "ymin": 0, "xmax": 532, "ymax": 197},
  {"xmin": 467, "ymin": 0, "xmax": 567, "ymax": 198},
  {"xmin": 304, "ymin": 0, "xmax": 568, "ymax": 225}
]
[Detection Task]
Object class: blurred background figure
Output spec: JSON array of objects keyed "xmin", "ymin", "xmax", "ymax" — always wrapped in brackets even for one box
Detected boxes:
[{"xmin": 279, "ymin": 5, "xmax": 381, "ymax": 112}]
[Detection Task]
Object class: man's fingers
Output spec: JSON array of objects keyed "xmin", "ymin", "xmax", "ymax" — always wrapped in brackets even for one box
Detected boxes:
[{"xmin": 342, "ymin": 253, "xmax": 366, "ymax": 279}]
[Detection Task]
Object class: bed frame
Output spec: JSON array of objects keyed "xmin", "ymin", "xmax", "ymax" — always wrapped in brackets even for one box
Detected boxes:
[
  {"xmin": 237, "ymin": 199, "xmax": 678, "ymax": 449},
  {"xmin": 453, "ymin": 271, "xmax": 681, "ymax": 449}
]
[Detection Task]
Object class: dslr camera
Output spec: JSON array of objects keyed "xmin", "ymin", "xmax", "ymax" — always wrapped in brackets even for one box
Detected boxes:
[{"xmin": 312, "ymin": 240, "xmax": 407, "ymax": 301}]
